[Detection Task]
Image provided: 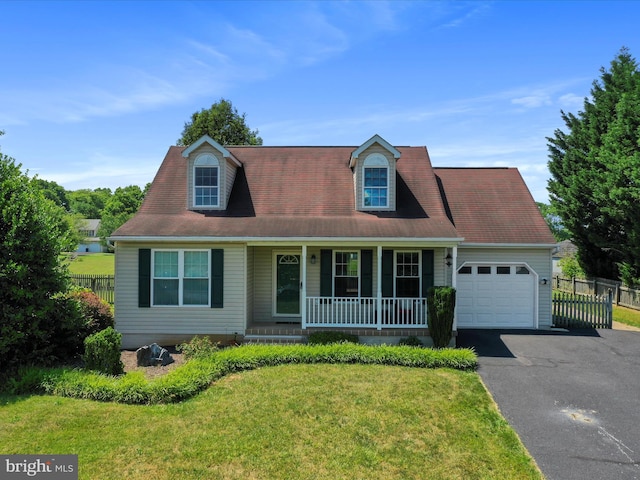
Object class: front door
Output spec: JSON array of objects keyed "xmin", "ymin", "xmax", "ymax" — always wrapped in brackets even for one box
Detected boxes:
[{"xmin": 275, "ymin": 253, "xmax": 301, "ymax": 316}]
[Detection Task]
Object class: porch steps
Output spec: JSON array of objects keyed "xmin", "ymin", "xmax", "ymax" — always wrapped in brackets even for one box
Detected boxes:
[{"xmin": 243, "ymin": 334, "xmax": 307, "ymax": 344}]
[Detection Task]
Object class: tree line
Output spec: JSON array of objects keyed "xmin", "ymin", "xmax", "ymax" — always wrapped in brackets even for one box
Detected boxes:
[{"xmin": 0, "ymin": 99, "xmax": 261, "ymax": 377}]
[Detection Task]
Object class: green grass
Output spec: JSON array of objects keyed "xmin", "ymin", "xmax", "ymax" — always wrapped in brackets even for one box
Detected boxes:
[
  {"xmin": 66, "ymin": 253, "xmax": 114, "ymax": 275},
  {"xmin": 613, "ymin": 304, "xmax": 640, "ymax": 328},
  {"xmin": 7, "ymin": 344, "xmax": 478, "ymax": 404},
  {"xmin": 0, "ymin": 364, "xmax": 541, "ymax": 480}
]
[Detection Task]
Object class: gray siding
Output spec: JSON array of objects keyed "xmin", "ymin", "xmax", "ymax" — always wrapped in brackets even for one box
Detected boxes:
[{"xmin": 114, "ymin": 241, "xmax": 246, "ymax": 348}]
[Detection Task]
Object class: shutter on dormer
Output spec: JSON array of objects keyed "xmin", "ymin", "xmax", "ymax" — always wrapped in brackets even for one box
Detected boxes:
[
  {"xmin": 138, "ymin": 248, "xmax": 151, "ymax": 308},
  {"xmin": 422, "ymin": 250, "xmax": 434, "ymax": 297}
]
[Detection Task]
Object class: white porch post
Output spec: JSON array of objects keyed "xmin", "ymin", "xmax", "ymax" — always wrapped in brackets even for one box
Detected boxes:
[
  {"xmin": 452, "ymin": 245, "xmax": 458, "ymax": 331},
  {"xmin": 377, "ymin": 245, "xmax": 382, "ymax": 330},
  {"xmin": 301, "ymin": 245, "xmax": 307, "ymax": 329}
]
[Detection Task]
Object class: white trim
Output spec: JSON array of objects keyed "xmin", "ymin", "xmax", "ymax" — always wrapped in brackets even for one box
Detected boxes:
[
  {"xmin": 111, "ymin": 236, "xmax": 465, "ymax": 245},
  {"xmin": 350, "ymin": 134, "xmax": 401, "ymax": 167},
  {"xmin": 333, "ymin": 250, "xmax": 361, "ymax": 298},
  {"xmin": 393, "ymin": 250, "xmax": 421, "ymax": 297},
  {"xmin": 459, "ymin": 243, "xmax": 557, "ymax": 249},
  {"xmin": 362, "ymin": 153, "xmax": 390, "ymax": 209},
  {"xmin": 151, "ymin": 249, "xmax": 211, "ymax": 307},
  {"xmin": 182, "ymin": 135, "xmax": 242, "ymax": 167},
  {"xmin": 193, "ymin": 155, "xmax": 220, "ymax": 208}
]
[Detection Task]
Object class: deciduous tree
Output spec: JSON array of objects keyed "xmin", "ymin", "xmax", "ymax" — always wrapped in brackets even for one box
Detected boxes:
[
  {"xmin": 177, "ymin": 98, "xmax": 263, "ymax": 147},
  {"xmin": 0, "ymin": 139, "xmax": 81, "ymax": 373},
  {"xmin": 97, "ymin": 185, "xmax": 146, "ymax": 247}
]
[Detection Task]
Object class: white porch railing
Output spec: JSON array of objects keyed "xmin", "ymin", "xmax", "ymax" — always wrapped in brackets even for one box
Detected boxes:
[{"xmin": 304, "ymin": 297, "xmax": 428, "ymax": 330}]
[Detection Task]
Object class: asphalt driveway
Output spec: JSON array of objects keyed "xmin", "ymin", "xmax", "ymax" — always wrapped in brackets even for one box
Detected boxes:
[{"xmin": 457, "ymin": 328, "xmax": 640, "ymax": 480}]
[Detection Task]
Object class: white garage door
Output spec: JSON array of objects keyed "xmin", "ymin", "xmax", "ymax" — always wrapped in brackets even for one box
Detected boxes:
[{"xmin": 456, "ymin": 264, "xmax": 535, "ymax": 328}]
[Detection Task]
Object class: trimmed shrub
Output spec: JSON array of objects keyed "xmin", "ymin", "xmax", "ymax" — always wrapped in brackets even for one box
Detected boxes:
[
  {"xmin": 177, "ymin": 335, "xmax": 219, "ymax": 360},
  {"xmin": 427, "ymin": 286, "xmax": 456, "ymax": 348},
  {"xmin": 399, "ymin": 336, "xmax": 424, "ymax": 347},
  {"xmin": 83, "ymin": 327, "xmax": 124, "ymax": 376},
  {"xmin": 70, "ymin": 290, "xmax": 114, "ymax": 337},
  {"xmin": 307, "ymin": 331, "xmax": 359, "ymax": 345},
  {"xmin": 7, "ymin": 343, "xmax": 477, "ymax": 403}
]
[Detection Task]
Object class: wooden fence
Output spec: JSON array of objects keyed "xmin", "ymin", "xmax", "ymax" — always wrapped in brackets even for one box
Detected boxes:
[
  {"xmin": 70, "ymin": 274, "xmax": 115, "ymax": 304},
  {"xmin": 552, "ymin": 290, "xmax": 613, "ymax": 329},
  {"xmin": 554, "ymin": 275, "xmax": 640, "ymax": 311}
]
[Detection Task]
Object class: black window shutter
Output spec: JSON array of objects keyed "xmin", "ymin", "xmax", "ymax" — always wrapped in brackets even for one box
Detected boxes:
[
  {"xmin": 138, "ymin": 248, "xmax": 151, "ymax": 308},
  {"xmin": 320, "ymin": 249, "xmax": 332, "ymax": 297},
  {"xmin": 211, "ymin": 249, "xmax": 224, "ymax": 308},
  {"xmin": 381, "ymin": 250, "xmax": 394, "ymax": 297},
  {"xmin": 422, "ymin": 250, "xmax": 435, "ymax": 297},
  {"xmin": 361, "ymin": 249, "xmax": 373, "ymax": 297}
]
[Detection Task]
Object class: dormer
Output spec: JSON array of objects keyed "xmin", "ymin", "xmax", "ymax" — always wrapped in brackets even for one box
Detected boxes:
[
  {"xmin": 350, "ymin": 134, "xmax": 401, "ymax": 212},
  {"xmin": 182, "ymin": 135, "xmax": 242, "ymax": 211}
]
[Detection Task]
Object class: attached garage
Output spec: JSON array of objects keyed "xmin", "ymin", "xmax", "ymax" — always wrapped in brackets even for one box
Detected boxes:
[{"xmin": 456, "ymin": 263, "xmax": 537, "ymax": 328}]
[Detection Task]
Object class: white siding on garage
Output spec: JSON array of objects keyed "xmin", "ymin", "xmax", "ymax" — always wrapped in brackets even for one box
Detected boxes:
[
  {"xmin": 455, "ymin": 248, "xmax": 553, "ymax": 329},
  {"xmin": 114, "ymin": 242, "xmax": 246, "ymax": 349}
]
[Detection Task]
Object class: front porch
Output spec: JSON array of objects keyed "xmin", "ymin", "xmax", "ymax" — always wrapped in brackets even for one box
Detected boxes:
[{"xmin": 305, "ymin": 296, "xmax": 427, "ymax": 329}]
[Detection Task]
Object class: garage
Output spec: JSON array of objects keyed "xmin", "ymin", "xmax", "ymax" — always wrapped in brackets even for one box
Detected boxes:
[{"xmin": 456, "ymin": 263, "xmax": 536, "ymax": 328}]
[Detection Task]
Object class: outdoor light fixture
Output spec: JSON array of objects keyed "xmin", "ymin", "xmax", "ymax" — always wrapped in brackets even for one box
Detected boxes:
[
  {"xmin": 445, "ymin": 253, "xmax": 453, "ymax": 267},
  {"xmin": 310, "ymin": 254, "xmax": 317, "ymax": 265}
]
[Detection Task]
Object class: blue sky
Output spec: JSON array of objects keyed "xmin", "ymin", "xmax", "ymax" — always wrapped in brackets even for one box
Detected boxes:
[{"xmin": 1, "ymin": 1, "xmax": 639, "ymax": 203}]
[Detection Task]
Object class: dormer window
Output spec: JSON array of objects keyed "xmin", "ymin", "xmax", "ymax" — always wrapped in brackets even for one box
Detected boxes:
[
  {"xmin": 363, "ymin": 153, "xmax": 389, "ymax": 208},
  {"xmin": 194, "ymin": 154, "xmax": 219, "ymax": 207}
]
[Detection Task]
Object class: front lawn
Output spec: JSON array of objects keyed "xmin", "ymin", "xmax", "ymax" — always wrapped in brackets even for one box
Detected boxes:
[{"xmin": 0, "ymin": 363, "xmax": 541, "ymax": 479}]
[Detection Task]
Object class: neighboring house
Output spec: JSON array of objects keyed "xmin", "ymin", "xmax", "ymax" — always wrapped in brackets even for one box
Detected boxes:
[
  {"xmin": 77, "ymin": 219, "xmax": 106, "ymax": 253},
  {"xmin": 110, "ymin": 134, "xmax": 556, "ymax": 349},
  {"xmin": 552, "ymin": 240, "xmax": 578, "ymax": 275}
]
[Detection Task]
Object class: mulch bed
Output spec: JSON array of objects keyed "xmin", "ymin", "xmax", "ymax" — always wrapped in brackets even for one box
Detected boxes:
[{"xmin": 121, "ymin": 347, "xmax": 186, "ymax": 380}]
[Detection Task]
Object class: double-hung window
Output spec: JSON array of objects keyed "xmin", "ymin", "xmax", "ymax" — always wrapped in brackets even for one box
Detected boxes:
[
  {"xmin": 194, "ymin": 154, "xmax": 219, "ymax": 207},
  {"xmin": 335, "ymin": 251, "xmax": 359, "ymax": 297},
  {"xmin": 363, "ymin": 153, "xmax": 389, "ymax": 208},
  {"xmin": 396, "ymin": 251, "xmax": 420, "ymax": 297},
  {"xmin": 153, "ymin": 250, "xmax": 210, "ymax": 306}
]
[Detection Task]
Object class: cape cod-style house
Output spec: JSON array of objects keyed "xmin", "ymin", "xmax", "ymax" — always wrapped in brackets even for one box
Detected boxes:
[{"xmin": 110, "ymin": 134, "xmax": 556, "ymax": 348}]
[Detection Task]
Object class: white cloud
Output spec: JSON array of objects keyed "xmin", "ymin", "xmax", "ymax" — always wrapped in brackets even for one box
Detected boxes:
[
  {"xmin": 38, "ymin": 154, "xmax": 159, "ymax": 191},
  {"xmin": 511, "ymin": 94, "xmax": 553, "ymax": 108},
  {"xmin": 558, "ymin": 93, "xmax": 585, "ymax": 110}
]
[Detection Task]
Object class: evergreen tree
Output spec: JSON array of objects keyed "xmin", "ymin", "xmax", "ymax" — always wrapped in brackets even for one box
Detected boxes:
[{"xmin": 547, "ymin": 47, "xmax": 640, "ymax": 284}]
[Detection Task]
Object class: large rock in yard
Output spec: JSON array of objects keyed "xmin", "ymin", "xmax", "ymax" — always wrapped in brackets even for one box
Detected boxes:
[{"xmin": 136, "ymin": 343, "xmax": 174, "ymax": 367}]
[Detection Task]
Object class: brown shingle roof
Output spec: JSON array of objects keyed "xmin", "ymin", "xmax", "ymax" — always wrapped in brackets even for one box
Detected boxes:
[
  {"xmin": 112, "ymin": 144, "xmax": 553, "ymax": 245},
  {"xmin": 434, "ymin": 167, "xmax": 555, "ymax": 244}
]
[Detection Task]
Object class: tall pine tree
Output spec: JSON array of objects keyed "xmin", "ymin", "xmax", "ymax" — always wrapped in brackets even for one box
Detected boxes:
[{"xmin": 548, "ymin": 47, "xmax": 640, "ymax": 284}]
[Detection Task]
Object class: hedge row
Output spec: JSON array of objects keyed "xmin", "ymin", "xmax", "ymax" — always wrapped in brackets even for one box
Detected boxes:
[{"xmin": 5, "ymin": 343, "xmax": 477, "ymax": 405}]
